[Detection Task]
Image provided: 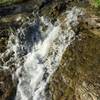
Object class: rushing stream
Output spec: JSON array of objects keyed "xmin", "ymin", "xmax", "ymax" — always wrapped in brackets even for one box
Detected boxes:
[{"xmin": 0, "ymin": 7, "xmax": 83, "ymax": 100}]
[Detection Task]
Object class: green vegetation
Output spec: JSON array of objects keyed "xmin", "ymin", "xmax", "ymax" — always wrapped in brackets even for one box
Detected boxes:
[
  {"xmin": 95, "ymin": 0, "xmax": 100, "ymax": 7},
  {"xmin": 92, "ymin": 0, "xmax": 100, "ymax": 7}
]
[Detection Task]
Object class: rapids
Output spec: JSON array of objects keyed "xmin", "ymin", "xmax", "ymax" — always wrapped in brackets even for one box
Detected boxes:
[{"xmin": 0, "ymin": 7, "xmax": 83, "ymax": 100}]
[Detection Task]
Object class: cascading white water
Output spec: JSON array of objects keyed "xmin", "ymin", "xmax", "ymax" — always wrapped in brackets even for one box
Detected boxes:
[{"xmin": 0, "ymin": 7, "xmax": 83, "ymax": 100}]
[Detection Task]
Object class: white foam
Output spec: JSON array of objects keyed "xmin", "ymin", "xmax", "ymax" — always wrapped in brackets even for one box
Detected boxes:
[{"xmin": 12, "ymin": 7, "xmax": 83, "ymax": 100}]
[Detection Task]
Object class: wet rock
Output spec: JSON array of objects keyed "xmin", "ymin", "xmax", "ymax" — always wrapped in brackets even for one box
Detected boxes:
[
  {"xmin": 0, "ymin": 0, "xmax": 28, "ymax": 6},
  {"xmin": 0, "ymin": 0, "xmax": 45, "ymax": 17},
  {"xmin": 0, "ymin": 69, "xmax": 17, "ymax": 100},
  {"xmin": 0, "ymin": 25, "xmax": 9, "ymax": 53},
  {"xmin": 48, "ymin": 17, "xmax": 100, "ymax": 100},
  {"xmin": 0, "ymin": 3, "xmax": 34, "ymax": 17}
]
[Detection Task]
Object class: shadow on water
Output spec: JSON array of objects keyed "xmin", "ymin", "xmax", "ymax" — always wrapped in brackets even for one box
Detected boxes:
[{"xmin": 17, "ymin": 17, "xmax": 43, "ymax": 57}]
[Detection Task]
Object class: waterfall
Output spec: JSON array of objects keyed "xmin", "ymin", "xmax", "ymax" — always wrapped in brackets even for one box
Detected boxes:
[{"xmin": 0, "ymin": 7, "xmax": 83, "ymax": 100}]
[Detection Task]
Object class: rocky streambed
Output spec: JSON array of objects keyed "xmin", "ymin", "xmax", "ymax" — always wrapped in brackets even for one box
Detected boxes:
[{"xmin": 0, "ymin": 0, "xmax": 100, "ymax": 100}]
